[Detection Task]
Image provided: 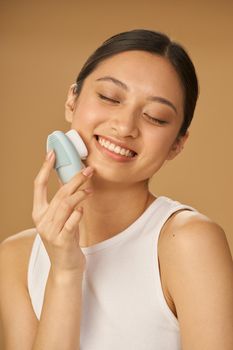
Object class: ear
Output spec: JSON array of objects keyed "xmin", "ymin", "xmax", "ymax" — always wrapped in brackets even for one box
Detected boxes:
[
  {"xmin": 65, "ymin": 83, "xmax": 78, "ymax": 123},
  {"xmin": 166, "ymin": 131, "xmax": 189, "ymax": 161}
]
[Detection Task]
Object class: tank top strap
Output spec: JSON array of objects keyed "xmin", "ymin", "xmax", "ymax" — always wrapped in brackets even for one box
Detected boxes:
[
  {"xmin": 151, "ymin": 196, "xmax": 197, "ymax": 238},
  {"xmin": 27, "ymin": 234, "xmax": 50, "ymax": 319}
]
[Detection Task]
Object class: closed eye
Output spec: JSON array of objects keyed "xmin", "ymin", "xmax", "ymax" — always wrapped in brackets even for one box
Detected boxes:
[
  {"xmin": 144, "ymin": 113, "xmax": 168, "ymax": 125},
  {"xmin": 97, "ymin": 93, "xmax": 120, "ymax": 104}
]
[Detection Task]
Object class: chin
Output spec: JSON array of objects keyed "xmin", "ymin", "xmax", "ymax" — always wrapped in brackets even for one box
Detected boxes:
[{"xmin": 86, "ymin": 160, "xmax": 133, "ymax": 185}]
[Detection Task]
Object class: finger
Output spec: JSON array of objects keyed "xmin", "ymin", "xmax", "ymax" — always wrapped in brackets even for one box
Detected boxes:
[
  {"xmin": 61, "ymin": 207, "xmax": 83, "ymax": 241},
  {"xmin": 48, "ymin": 189, "xmax": 92, "ymax": 236},
  {"xmin": 57, "ymin": 176, "xmax": 63, "ymax": 188},
  {"xmin": 44, "ymin": 166, "xmax": 94, "ymax": 221},
  {"xmin": 32, "ymin": 151, "xmax": 55, "ymax": 220},
  {"xmin": 63, "ymin": 166, "xmax": 94, "ymax": 195}
]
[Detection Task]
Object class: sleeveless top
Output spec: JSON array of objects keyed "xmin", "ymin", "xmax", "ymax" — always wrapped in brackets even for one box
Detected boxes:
[{"xmin": 28, "ymin": 195, "xmax": 197, "ymax": 349}]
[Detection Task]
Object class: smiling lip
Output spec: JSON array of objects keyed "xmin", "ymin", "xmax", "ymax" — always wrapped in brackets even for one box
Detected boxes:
[
  {"xmin": 94, "ymin": 135, "xmax": 137, "ymax": 162},
  {"xmin": 95, "ymin": 135, "xmax": 137, "ymax": 154}
]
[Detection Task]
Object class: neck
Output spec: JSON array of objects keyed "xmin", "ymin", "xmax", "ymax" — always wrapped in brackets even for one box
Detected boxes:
[{"xmin": 79, "ymin": 178, "xmax": 156, "ymax": 247}]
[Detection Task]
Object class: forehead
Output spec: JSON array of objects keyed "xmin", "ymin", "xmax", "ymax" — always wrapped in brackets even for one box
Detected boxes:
[{"xmin": 87, "ymin": 50, "xmax": 184, "ymax": 112}]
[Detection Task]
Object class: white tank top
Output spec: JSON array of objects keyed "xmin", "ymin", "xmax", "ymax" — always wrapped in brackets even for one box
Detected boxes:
[{"xmin": 28, "ymin": 195, "xmax": 197, "ymax": 349}]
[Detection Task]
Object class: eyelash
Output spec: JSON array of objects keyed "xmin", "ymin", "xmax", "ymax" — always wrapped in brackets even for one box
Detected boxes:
[
  {"xmin": 98, "ymin": 93, "xmax": 120, "ymax": 104},
  {"xmin": 143, "ymin": 113, "xmax": 168, "ymax": 125},
  {"xmin": 97, "ymin": 93, "xmax": 167, "ymax": 125}
]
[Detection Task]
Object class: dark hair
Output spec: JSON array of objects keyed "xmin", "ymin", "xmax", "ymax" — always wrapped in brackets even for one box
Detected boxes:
[{"xmin": 75, "ymin": 29, "xmax": 199, "ymax": 137}]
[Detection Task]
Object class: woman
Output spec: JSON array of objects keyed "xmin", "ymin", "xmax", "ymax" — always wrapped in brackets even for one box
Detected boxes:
[{"xmin": 0, "ymin": 29, "xmax": 232, "ymax": 350}]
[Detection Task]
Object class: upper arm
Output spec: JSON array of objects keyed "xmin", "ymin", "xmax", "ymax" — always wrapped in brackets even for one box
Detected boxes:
[
  {"xmin": 0, "ymin": 229, "xmax": 39, "ymax": 350},
  {"xmin": 162, "ymin": 212, "xmax": 233, "ymax": 350}
]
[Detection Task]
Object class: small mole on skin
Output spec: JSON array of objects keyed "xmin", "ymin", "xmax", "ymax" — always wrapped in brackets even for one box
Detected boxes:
[{"xmin": 172, "ymin": 233, "xmax": 175, "ymax": 237}]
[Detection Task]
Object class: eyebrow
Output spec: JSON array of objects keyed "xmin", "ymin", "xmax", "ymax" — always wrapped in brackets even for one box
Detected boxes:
[{"xmin": 95, "ymin": 75, "xmax": 177, "ymax": 114}]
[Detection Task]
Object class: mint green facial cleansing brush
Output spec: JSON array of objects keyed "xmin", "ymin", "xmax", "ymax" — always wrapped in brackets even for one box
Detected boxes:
[{"xmin": 47, "ymin": 129, "xmax": 88, "ymax": 184}]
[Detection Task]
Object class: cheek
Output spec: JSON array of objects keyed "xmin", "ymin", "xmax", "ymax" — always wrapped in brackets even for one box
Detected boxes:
[
  {"xmin": 139, "ymin": 135, "xmax": 173, "ymax": 179},
  {"xmin": 144, "ymin": 129, "xmax": 176, "ymax": 159},
  {"xmin": 71, "ymin": 97, "xmax": 104, "ymax": 132}
]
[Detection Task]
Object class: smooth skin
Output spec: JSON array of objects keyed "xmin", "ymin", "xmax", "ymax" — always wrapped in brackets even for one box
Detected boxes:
[
  {"xmin": 0, "ymin": 51, "xmax": 233, "ymax": 350},
  {"xmin": 0, "ymin": 160, "xmax": 94, "ymax": 350}
]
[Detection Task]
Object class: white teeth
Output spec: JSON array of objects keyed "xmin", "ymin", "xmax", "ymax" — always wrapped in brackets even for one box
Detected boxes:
[
  {"xmin": 109, "ymin": 143, "xmax": 115, "ymax": 151},
  {"xmin": 97, "ymin": 137, "xmax": 135, "ymax": 157},
  {"xmin": 115, "ymin": 146, "xmax": 121, "ymax": 154}
]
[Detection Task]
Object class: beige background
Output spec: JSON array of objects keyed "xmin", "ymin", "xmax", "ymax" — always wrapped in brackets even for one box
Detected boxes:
[{"xmin": 0, "ymin": 0, "xmax": 233, "ymax": 347}]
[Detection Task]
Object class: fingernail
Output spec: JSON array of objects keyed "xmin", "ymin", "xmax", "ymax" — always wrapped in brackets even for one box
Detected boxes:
[
  {"xmin": 76, "ymin": 206, "xmax": 83, "ymax": 214},
  {"xmin": 82, "ymin": 166, "xmax": 94, "ymax": 177},
  {"xmin": 83, "ymin": 188, "xmax": 93, "ymax": 194},
  {"xmin": 46, "ymin": 150, "xmax": 54, "ymax": 161}
]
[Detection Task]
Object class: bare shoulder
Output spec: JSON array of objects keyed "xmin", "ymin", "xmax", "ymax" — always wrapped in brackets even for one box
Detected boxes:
[
  {"xmin": 0, "ymin": 228, "xmax": 39, "ymax": 349},
  {"xmin": 160, "ymin": 209, "xmax": 231, "ymax": 262},
  {"xmin": 0, "ymin": 228, "xmax": 38, "ymax": 284},
  {"xmin": 159, "ymin": 209, "xmax": 232, "ymax": 294},
  {"xmin": 1, "ymin": 227, "xmax": 37, "ymax": 248},
  {"xmin": 159, "ymin": 210, "xmax": 233, "ymax": 349}
]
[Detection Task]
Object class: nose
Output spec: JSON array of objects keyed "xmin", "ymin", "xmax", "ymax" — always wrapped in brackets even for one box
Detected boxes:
[{"xmin": 109, "ymin": 108, "xmax": 139, "ymax": 138}]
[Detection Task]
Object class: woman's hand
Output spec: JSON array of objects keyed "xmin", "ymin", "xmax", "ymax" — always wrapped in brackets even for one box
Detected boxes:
[{"xmin": 32, "ymin": 150, "xmax": 93, "ymax": 275}]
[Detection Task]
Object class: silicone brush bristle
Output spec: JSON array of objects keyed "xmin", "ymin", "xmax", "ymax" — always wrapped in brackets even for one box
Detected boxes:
[{"xmin": 47, "ymin": 134, "xmax": 71, "ymax": 169}]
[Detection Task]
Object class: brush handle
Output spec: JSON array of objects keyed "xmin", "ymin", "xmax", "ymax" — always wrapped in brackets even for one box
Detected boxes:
[{"xmin": 46, "ymin": 130, "xmax": 87, "ymax": 184}]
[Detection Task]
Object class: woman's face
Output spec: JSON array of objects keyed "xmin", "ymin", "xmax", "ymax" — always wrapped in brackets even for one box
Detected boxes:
[{"xmin": 65, "ymin": 50, "xmax": 188, "ymax": 184}]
